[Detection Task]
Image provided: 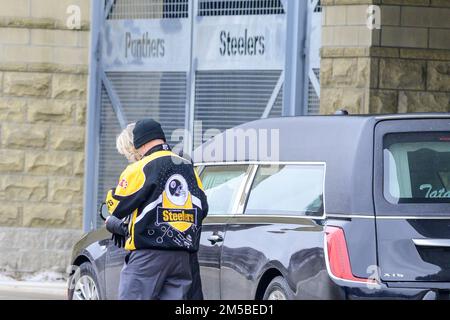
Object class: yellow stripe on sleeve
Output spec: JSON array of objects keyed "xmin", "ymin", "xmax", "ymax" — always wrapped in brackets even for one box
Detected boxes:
[{"xmin": 106, "ymin": 189, "xmax": 120, "ymax": 214}]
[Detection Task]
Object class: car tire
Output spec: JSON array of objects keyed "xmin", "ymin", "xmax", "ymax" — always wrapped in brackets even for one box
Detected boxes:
[
  {"xmin": 68, "ymin": 262, "xmax": 101, "ymax": 300},
  {"xmin": 263, "ymin": 276, "xmax": 295, "ymax": 300}
]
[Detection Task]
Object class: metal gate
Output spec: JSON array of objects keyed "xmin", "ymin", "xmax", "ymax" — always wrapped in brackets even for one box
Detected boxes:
[{"xmin": 84, "ymin": 0, "xmax": 322, "ymax": 231}]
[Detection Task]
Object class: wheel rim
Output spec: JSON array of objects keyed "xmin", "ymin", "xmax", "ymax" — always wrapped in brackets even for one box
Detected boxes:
[
  {"xmin": 73, "ymin": 275, "xmax": 99, "ymax": 300},
  {"xmin": 267, "ymin": 289, "xmax": 287, "ymax": 300}
]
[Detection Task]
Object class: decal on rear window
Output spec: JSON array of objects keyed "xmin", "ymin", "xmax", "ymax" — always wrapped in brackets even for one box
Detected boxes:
[{"xmin": 384, "ymin": 132, "xmax": 450, "ymax": 204}]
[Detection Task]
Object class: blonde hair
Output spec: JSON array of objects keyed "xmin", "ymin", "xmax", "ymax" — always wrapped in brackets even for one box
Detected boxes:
[{"xmin": 116, "ymin": 123, "xmax": 142, "ymax": 163}]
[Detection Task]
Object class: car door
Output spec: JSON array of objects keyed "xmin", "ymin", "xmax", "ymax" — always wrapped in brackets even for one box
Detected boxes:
[
  {"xmin": 374, "ymin": 119, "xmax": 450, "ymax": 284},
  {"xmin": 198, "ymin": 164, "xmax": 251, "ymax": 299},
  {"xmin": 104, "ymin": 238, "xmax": 128, "ymax": 300},
  {"xmin": 220, "ymin": 163, "xmax": 327, "ymax": 299}
]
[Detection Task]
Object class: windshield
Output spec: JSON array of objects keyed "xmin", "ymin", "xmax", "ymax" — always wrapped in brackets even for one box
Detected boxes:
[{"xmin": 384, "ymin": 132, "xmax": 450, "ymax": 204}]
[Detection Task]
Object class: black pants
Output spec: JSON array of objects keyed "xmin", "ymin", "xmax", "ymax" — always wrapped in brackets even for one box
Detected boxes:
[
  {"xmin": 119, "ymin": 249, "xmax": 203, "ymax": 300},
  {"xmin": 188, "ymin": 252, "xmax": 203, "ymax": 300}
]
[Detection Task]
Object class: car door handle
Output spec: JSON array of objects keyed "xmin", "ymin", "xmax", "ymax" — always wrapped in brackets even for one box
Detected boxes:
[
  {"xmin": 207, "ymin": 234, "xmax": 223, "ymax": 244},
  {"xmin": 413, "ymin": 239, "xmax": 450, "ymax": 247}
]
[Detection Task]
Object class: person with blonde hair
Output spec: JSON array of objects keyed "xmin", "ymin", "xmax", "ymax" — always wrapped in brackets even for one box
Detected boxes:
[
  {"xmin": 116, "ymin": 123, "xmax": 142, "ymax": 163},
  {"xmin": 106, "ymin": 120, "xmax": 206, "ymax": 300}
]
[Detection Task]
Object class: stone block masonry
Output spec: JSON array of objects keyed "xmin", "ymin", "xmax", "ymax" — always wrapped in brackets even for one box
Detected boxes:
[
  {"xmin": 0, "ymin": 0, "xmax": 89, "ymax": 276},
  {"xmin": 0, "ymin": 227, "xmax": 82, "ymax": 275},
  {"xmin": 0, "ymin": 71, "xmax": 88, "ymax": 230},
  {"xmin": 320, "ymin": 0, "xmax": 450, "ymax": 115}
]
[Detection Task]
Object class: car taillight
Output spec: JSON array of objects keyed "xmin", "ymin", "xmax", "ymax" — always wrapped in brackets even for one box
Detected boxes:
[{"xmin": 325, "ymin": 226, "xmax": 373, "ymax": 283}]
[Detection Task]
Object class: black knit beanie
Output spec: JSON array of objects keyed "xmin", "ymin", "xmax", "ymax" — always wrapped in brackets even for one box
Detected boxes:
[{"xmin": 133, "ymin": 119, "xmax": 166, "ymax": 149}]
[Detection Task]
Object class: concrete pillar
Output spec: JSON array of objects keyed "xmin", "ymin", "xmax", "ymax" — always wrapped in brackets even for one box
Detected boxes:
[{"xmin": 320, "ymin": 0, "xmax": 450, "ymax": 115}]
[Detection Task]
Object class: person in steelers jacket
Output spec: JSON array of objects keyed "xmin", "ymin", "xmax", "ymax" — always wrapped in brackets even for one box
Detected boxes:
[{"xmin": 105, "ymin": 119, "xmax": 208, "ymax": 300}]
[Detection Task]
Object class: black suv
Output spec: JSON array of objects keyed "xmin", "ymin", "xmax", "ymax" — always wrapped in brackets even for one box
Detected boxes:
[{"xmin": 69, "ymin": 114, "xmax": 450, "ymax": 300}]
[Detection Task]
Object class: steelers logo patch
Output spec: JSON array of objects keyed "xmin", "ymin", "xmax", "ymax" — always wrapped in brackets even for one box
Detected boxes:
[{"xmin": 164, "ymin": 174, "xmax": 188, "ymax": 206}]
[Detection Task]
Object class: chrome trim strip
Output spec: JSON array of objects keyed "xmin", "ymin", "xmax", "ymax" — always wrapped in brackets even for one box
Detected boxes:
[
  {"xmin": 236, "ymin": 164, "xmax": 258, "ymax": 214},
  {"xmin": 227, "ymin": 214, "xmax": 324, "ymax": 219},
  {"xmin": 375, "ymin": 114, "xmax": 450, "ymax": 121},
  {"xmin": 204, "ymin": 214, "xmax": 235, "ymax": 218},
  {"xmin": 204, "ymin": 214, "xmax": 325, "ymax": 220},
  {"xmin": 230, "ymin": 164, "xmax": 254, "ymax": 215},
  {"xmin": 327, "ymin": 214, "xmax": 450, "ymax": 220},
  {"xmin": 204, "ymin": 214, "xmax": 450, "ymax": 220},
  {"xmin": 378, "ymin": 215, "xmax": 450, "ymax": 220},
  {"xmin": 327, "ymin": 215, "xmax": 375, "ymax": 219},
  {"xmin": 413, "ymin": 239, "xmax": 450, "ymax": 247},
  {"xmin": 196, "ymin": 161, "xmax": 327, "ymax": 166}
]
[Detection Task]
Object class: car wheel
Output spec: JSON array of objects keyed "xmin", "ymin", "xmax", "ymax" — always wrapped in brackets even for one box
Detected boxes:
[
  {"xmin": 69, "ymin": 262, "xmax": 101, "ymax": 300},
  {"xmin": 263, "ymin": 276, "xmax": 294, "ymax": 300}
]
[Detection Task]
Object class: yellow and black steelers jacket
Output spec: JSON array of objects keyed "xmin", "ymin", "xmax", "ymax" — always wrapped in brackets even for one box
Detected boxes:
[{"xmin": 105, "ymin": 143, "xmax": 208, "ymax": 252}]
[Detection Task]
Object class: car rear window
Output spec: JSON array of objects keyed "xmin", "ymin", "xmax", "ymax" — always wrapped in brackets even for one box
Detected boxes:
[
  {"xmin": 244, "ymin": 164, "xmax": 325, "ymax": 216},
  {"xmin": 384, "ymin": 132, "xmax": 450, "ymax": 204}
]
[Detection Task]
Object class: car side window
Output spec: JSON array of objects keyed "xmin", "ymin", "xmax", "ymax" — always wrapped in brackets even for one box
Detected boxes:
[
  {"xmin": 200, "ymin": 165, "xmax": 249, "ymax": 215},
  {"xmin": 244, "ymin": 164, "xmax": 325, "ymax": 216}
]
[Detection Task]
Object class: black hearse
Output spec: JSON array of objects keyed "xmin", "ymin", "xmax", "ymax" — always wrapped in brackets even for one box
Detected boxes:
[{"xmin": 69, "ymin": 114, "xmax": 450, "ymax": 300}]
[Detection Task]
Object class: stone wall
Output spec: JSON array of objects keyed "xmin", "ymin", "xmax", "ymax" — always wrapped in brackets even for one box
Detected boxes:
[
  {"xmin": 320, "ymin": 0, "xmax": 450, "ymax": 115},
  {"xmin": 0, "ymin": 0, "xmax": 90, "ymax": 276}
]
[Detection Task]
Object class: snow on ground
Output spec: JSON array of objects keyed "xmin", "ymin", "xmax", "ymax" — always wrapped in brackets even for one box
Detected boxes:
[
  {"xmin": 0, "ymin": 274, "xmax": 15, "ymax": 282},
  {"xmin": 0, "ymin": 271, "xmax": 68, "ymax": 300},
  {"xmin": 0, "ymin": 271, "xmax": 66, "ymax": 283},
  {"xmin": 22, "ymin": 271, "xmax": 66, "ymax": 283},
  {"xmin": 0, "ymin": 271, "xmax": 67, "ymax": 299}
]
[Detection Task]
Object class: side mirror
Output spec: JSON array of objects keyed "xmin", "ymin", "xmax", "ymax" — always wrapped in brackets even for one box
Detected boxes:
[{"xmin": 98, "ymin": 202, "xmax": 110, "ymax": 221}]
